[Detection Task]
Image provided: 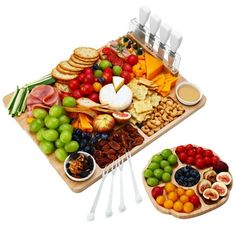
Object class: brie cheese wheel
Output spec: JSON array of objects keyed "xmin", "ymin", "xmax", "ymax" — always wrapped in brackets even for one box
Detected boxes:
[{"xmin": 99, "ymin": 84, "xmax": 133, "ymax": 111}]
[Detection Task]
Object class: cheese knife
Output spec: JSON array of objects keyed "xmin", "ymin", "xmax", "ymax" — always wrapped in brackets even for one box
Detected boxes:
[
  {"xmin": 157, "ymin": 23, "xmax": 172, "ymax": 59},
  {"xmin": 148, "ymin": 14, "xmax": 161, "ymax": 48},
  {"xmin": 134, "ymin": 5, "xmax": 151, "ymax": 43},
  {"xmin": 168, "ymin": 31, "xmax": 183, "ymax": 67}
]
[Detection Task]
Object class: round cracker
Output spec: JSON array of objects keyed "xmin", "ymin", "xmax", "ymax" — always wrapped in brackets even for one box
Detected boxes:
[
  {"xmin": 67, "ymin": 59, "xmax": 94, "ymax": 69},
  {"xmin": 74, "ymin": 47, "xmax": 99, "ymax": 59},
  {"xmin": 73, "ymin": 54, "xmax": 99, "ymax": 63},
  {"xmin": 51, "ymin": 68, "xmax": 78, "ymax": 80},
  {"xmin": 56, "ymin": 65, "xmax": 79, "ymax": 75},
  {"xmin": 71, "ymin": 54, "xmax": 94, "ymax": 65},
  {"xmin": 59, "ymin": 61, "xmax": 83, "ymax": 72},
  {"xmin": 55, "ymin": 82, "xmax": 71, "ymax": 93}
]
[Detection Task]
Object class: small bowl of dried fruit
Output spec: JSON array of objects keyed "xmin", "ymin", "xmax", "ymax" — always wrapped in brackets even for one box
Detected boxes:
[{"xmin": 64, "ymin": 151, "xmax": 96, "ymax": 182}]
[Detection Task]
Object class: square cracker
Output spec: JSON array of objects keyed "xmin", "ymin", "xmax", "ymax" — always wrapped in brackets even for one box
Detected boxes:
[{"xmin": 133, "ymin": 99, "xmax": 153, "ymax": 113}]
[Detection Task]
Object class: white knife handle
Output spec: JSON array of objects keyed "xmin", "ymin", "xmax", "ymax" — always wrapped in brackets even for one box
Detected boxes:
[
  {"xmin": 150, "ymin": 14, "xmax": 161, "ymax": 35},
  {"xmin": 170, "ymin": 31, "xmax": 183, "ymax": 53},
  {"xmin": 139, "ymin": 5, "xmax": 151, "ymax": 26},
  {"xmin": 160, "ymin": 23, "xmax": 172, "ymax": 45}
]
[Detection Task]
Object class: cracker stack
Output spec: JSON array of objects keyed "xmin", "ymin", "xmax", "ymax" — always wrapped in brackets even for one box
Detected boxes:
[{"xmin": 51, "ymin": 47, "xmax": 99, "ymax": 94}]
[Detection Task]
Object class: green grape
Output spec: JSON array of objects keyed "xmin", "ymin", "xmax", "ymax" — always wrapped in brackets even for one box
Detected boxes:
[
  {"xmin": 55, "ymin": 139, "xmax": 65, "ymax": 148},
  {"xmin": 58, "ymin": 115, "xmax": 70, "ymax": 125},
  {"xmin": 32, "ymin": 108, "xmax": 48, "ymax": 119},
  {"xmin": 44, "ymin": 115, "xmax": 59, "ymax": 129},
  {"xmin": 60, "ymin": 130, "xmax": 72, "ymax": 143},
  {"xmin": 55, "ymin": 148, "xmax": 68, "ymax": 162},
  {"xmin": 29, "ymin": 119, "xmax": 44, "ymax": 133},
  {"xmin": 42, "ymin": 129, "xmax": 59, "ymax": 142},
  {"xmin": 64, "ymin": 141, "xmax": 79, "ymax": 153},
  {"xmin": 40, "ymin": 140, "xmax": 55, "ymax": 154},
  {"xmin": 49, "ymin": 105, "xmax": 65, "ymax": 118},
  {"xmin": 62, "ymin": 96, "xmax": 76, "ymax": 107},
  {"xmin": 58, "ymin": 123, "xmax": 73, "ymax": 133},
  {"xmin": 36, "ymin": 128, "xmax": 46, "ymax": 141}
]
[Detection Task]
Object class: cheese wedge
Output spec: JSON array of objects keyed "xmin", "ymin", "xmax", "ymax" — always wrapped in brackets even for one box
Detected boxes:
[
  {"xmin": 112, "ymin": 76, "xmax": 124, "ymax": 92},
  {"xmin": 145, "ymin": 52, "xmax": 164, "ymax": 80}
]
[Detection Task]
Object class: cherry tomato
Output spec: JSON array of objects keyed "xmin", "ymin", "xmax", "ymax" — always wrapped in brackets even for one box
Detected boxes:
[
  {"xmin": 212, "ymin": 155, "xmax": 220, "ymax": 165},
  {"xmin": 103, "ymin": 67, "xmax": 113, "ymax": 75},
  {"xmin": 175, "ymin": 145, "xmax": 185, "ymax": 154},
  {"xmin": 106, "ymin": 54, "xmax": 116, "ymax": 63},
  {"xmin": 195, "ymin": 154, "xmax": 203, "ymax": 160},
  {"xmin": 186, "ymin": 144, "xmax": 194, "ymax": 151},
  {"xmin": 120, "ymin": 71, "xmax": 131, "ymax": 84},
  {"xmin": 204, "ymin": 157, "xmax": 212, "ymax": 167},
  {"xmin": 205, "ymin": 149, "xmax": 213, "ymax": 157},
  {"xmin": 186, "ymin": 156, "xmax": 195, "ymax": 165},
  {"xmin": 88, "ymin": 93, "xmax": 99, "ymax": 102},
  {"xmin": 102, "ymin": 47, "xmax": 112, "ymax": 55},
  {"xmin": 72, "ymin": 89, "xmax": 82, "ymax": 99},
  {"xmin": 196, "ymin": 146, "xmax": 204, "ymax": 154},
  {"xmin": 93, "ymin": 82, "xmax": 102, "ymax": 92},
  {"xmin": 126, "ymin": 55, "xmax": 138, "ymax": 66},
  {"xmin": 80, "ymin": 83, "xmax": 94, "ymax": 95},
  {"xmin": 122, "ymin": 63, "xmax": 133, "ymax": 73},
  {"xmin": 83, "ymin": 68, "xmax": 93, "ymax": 75},
  {"xmin": 77, "ymin": 73, "xmax": 85, "ymax": 83},
  {"xmin": 195, "ymin": 158, "xmax": 205, "ymax": 169},
  {"xmin": 178, "ymin": 152, "xmax": 188, "ymax": 163},
  {"xmin": 68, "ymin": 79, "xmax": 80, "ymax": 91},
  {"xmin": 113, "ymin": 58, "xmax": 124, "ymax": 67},
  {"xmin": 59, "ymin": 91, "xmax": 72, "ymax": 99},
  {"xmin": 189, "ymin": 195, "xmax": 200, "ymax": 207},
  {"xmin": 102, "ymin": 71, "xmax": 113, "ymax": 84},
  {"xmin": 84, "ymin": 73, "xmax": 94, "ymax": 84},
  {"xmin": 187, "ymin": 149, "xmax": 196, "ymax": 157}
]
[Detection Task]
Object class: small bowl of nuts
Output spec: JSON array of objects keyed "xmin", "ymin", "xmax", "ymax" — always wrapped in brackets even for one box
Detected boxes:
[{"xmin": 64, "ymin": 151, "xmax": 96, "ymax": 182}]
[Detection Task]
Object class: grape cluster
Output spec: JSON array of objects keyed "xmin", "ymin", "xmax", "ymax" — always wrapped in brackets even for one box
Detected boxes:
[{"xmin": 72, "ymin": 129, "xmax": 109, "ymax": 154}]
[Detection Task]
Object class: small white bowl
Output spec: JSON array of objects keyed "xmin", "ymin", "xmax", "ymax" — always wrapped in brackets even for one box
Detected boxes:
[
  {"xmin": 175, "ymin": 82, "xmax": 202, "ymax": 106},
  {"xmin": 64, "ymin": 151, "xmax": 96, "ymax": 182}
]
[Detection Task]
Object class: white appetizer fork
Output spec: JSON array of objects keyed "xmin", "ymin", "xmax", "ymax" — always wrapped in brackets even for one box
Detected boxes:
[
  {"xmin": 87, "ymin": 165, "xmax": 109, "ymax": 221},
  {"xmin": 118, "ymin": 158, "xmax": 126, "ymax": 212},
  {"xmin": 105, "ymin": 161, "xmax": 118, "ymax": 217},
  {"xmin": 126, "ymin": 151, "xmax": 142, "ymax": 203}
]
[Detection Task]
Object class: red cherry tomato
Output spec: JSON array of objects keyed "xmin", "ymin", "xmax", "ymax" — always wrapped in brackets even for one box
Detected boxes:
[
  {"xmin": 84, "ymin": 73, "xmax": 94, "ymax": 84},
  {"xmin": 195, "ymin": 158, "xmax": 205, "ymax": 169},
  {"xmin": 102, "ymin": 71, "xmax": 113, "ymax": 84},
  {"xmin": 120, "ymin": 71, "xmax": 131, "ymax": 84},
  {"xmin": 178, "ymin": 152, "xmax": 188, "ymax": 163},
  {"xmin": 59, "ymin": 91, "xmax": 72, "ymax": 99},
  {"xmin": 122, "ymin": 63, "xmax": 133, "ymax": 73},
  {"xmin": 88, "ymin": 93, "xmax": 99, "ymax": 102},
  {"xmin": 72, "ymin": 89, "xmax": 82, "ymax": 99},
  {"xmin": 205, "ymin": 149, "xmax": 213, "ymax": 157},
  {"xmin": 175, "ymin": 145, "xmax": 185, "ymax": 154},
  {"xmin": 151, "ymin": 187, "xmax": 164, "ymax": 199},
  {"xmin": 113, "ymin": 58, "xmax": 124, "ymax": 67},
  {"xmin": 212, "ymin": 155, "xmax": 220, "ymax": 165},
  {"xmin": 196, "ymin": 146, "xmax": 204, "ymax": 154},
  {"xmin": 186, "ymin": 156, "xmax": 195, "ymax": 165},
  {"xmin": 204, "ymin": 157, "xmax": 212, "ymax": 167},
  {"xmin": 80, "ymin": 83, "xmax": 94, "ymax": 95},
  {"xmin": 195, "ymin": 154, "xmax": 203, "ymax": 160},
  {"xmin": 189, "ymin": 195, "xmax": 200, "ymax": 207},
  {"xmin": 187, "ymin": 149, "xmax": 196, "ymax": 157},
  {"xmin": 102, "ymin": 47, "xmax": 112, "ymax": 55},
  {"xmin": 186, "ymin": 144, "xmax": 194, "ymax": 151},
  {"xmin": 126, "ymin": 55, "xmax": 138, "ymax": 66},
  {"xmin": 103, "ymin": 67, "xmax": 113, "ymax": 75},
  {"xmin": 68, "ymin": 79, "xmax": 80, "ymax": 91},
  {"xmin": 77, "ymin": 73, "xmax": 85, "ymax": 83},
  {"xmin": 83, "ymin": 68, "xmax": 93, "ymax": 75}
]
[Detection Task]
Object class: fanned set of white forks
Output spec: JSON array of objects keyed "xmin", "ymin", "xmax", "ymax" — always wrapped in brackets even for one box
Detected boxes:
[{"xmin": 87, "ymin": 151, "xmax": 142, "ymax": 221}]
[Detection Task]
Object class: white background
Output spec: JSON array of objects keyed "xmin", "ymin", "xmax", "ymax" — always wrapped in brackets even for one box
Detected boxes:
[{"xmin": 0, "ymin": 0, "xmax": 235, "ymax": 235}]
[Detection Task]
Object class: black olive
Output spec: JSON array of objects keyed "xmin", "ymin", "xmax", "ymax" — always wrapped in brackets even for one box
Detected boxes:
[
  {"xmin": 137, "ymin": 48, "xmax": 143, "ymax": 55},
  {"xmin": 132, "ymin": 43, "xmax": 138, "ymax": 49},
  {"xmin": 123, "ymin": 37, "xmax": 129, "ymax": 42},
  {"xmin": 80, "ymin": 170, "xmax": 91, "ymax": 178}
]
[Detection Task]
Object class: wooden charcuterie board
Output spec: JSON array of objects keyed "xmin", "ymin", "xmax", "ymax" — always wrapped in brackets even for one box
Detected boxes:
[
  {"xmin": 2, "ymin": 35, "xmax": 207, "ymax": 193},
  {"xmin": 142, "ymin": 147, "xmax": 232, "ymax": 218}
]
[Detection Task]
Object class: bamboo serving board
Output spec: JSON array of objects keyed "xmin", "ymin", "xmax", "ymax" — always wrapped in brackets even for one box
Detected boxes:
[
  {"xmin": 142, "ymin": 147, "xmax": 232, "ymax": 219},
  {"xmin": 2, "ymin": 35, "xmax": 207, "ymax": 193}
]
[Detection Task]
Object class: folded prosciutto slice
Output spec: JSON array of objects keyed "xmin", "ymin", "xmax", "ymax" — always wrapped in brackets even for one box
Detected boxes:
[{"xmin": 27, "ymin": 85, "xmax": 60, "ymax": 112}]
